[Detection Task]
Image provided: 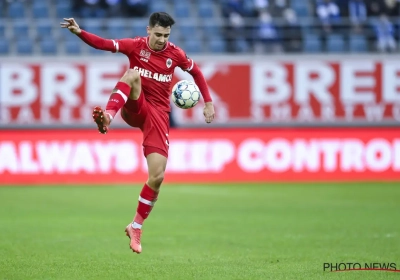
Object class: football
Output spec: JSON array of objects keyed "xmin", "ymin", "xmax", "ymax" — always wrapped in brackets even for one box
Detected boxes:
[{"xmin": 171, "ymin": 80, "xmax": 201, "ymax": 109}]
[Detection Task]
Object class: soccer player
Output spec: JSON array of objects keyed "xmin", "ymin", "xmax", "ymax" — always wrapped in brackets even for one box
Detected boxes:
[{"xmin": 60, "ymin": 13, "xmax": 215, "ymax": 254}]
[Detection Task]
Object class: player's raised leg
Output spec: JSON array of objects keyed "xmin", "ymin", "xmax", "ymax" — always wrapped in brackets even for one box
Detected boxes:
[
  {"xmin": 92, "ymin": 69, "xmax": 141, "ymax": 134},
  {"xmin": 125, "ymin": 152, "xmax": 167, "ymax": 254}
]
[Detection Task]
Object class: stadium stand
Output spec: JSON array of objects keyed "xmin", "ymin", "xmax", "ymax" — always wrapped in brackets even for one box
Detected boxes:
[{"xmin": 0, "ymin": 0, "xmax": 399, "ymax": 55}]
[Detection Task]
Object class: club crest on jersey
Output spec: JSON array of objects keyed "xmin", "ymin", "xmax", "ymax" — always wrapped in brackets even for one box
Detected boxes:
[
  {"xmin": 140, "ymin": 49, "xmax": 151, "ymax": 59},
  {"xmin": 166, "ymin": 58, "xmax": 172, "ymax": 68}
]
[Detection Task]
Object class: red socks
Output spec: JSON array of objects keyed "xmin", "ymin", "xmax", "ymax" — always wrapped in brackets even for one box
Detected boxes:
[
  {"xmin": 132, "ymin": 184, "xmax": 158, "ymax": 229},
  {"xmin": 105, "ymin": 81, "xmax": 131, "ymax": 119}
]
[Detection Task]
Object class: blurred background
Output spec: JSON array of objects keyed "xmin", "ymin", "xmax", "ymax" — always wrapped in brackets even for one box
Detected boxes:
[
  {"xmin": 0, "ymin": 0, "xmax": 399, "ymax": 183},
  {"xmin": 0, "ymin": 0, "xmax": 400, "ymax": 55}
]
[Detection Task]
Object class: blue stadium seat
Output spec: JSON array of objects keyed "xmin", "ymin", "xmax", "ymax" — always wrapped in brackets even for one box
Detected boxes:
[
  {"xmin": 0, "ymin": 21, "xmax": 5, "ymax": 38},
  {"xmin": 349, "ymin": 35, "xmax": 368, "ymax": 52},
  {"xmin": 174, "ymin": 2, "xmax": 191, "ymax": 18},
  {"xmin": 56, "ymin": 0, "xmax": 72, "ymax": 5},
  {"xmin": 168, "ymin": 30, "xmax": 181, "ymax": 45},
  {"xmin": 107, "ymin": 19, "xmax": 127, "ymax": 39},
  {"xmin": 36, "ymin": 20, "xmax": 53, "ymax": 38},
  {"xmin": 79, "ymin": 6, "xmax": 107, "ymax": 18},
  {"xmin": 149, "ymin": 1, "xmax": 168, "ymax": 14},
  {"xmin": 56, "ymin": 2, "xmax": 72, "ymax": 18},
  {"xmin": 65, "ymin": 38, "xmax": 82, "ymax": 55},
  {"xmin": 326, "ymin": 34, "xmax": 346, "ymax": 52},
  {"xmin": 197, "ymin": 2, "xmax": 214, "ymax": 18},
  {"xmin": 13, "ymin": 20, "xmax": 29, "ymax": 39},
  {"xmin": 208, "ymin": 38, "xmax": 226, "ymax": 53},
  {"xmin": 40, "ymin": 39, "xmax": 57, "ymax": 55},
  {"xmin": 88, "ymin": 46, "xmax": 104, "ymax": 55},
  {"xmin": 32, "ymin": 2, "xmax": 49, "ymax": 18},
  {"xmin": 8, "ymin": 1, "xmax": 25, "ymax": 18},
  {"xmin": 292, "ymin": 0, "xmax": 309, "ymax": 7},
  {"xmin": 242, "ymin": 0, "xmax": 256, "ymax": 15},
  {"xmin": 16, "ymin": 38, "xmax": 33, "ymax": 54},
  {"xmin": 235, "ymin": 38, "xmax": 251, "ymax": 53},
  {"xmin": 59, "ymin": 28, "xmax": 73, "ymax": 41},
  {"xmin": 303, "ymin": 34, "xmax": 322, "ymax": 53},
  {"xmin": 202, "ymin": 20, "xmax": 223, "ymax": 37},
  {"xmin": 291, "ymin": 1, "xmax": 310, "ymax": 17},
  {"xmin": 129, "ymin": 19, "xmax": 148, "ymax": 37},
  {"xmin": 179, "ymin": 23, "xmax": 199, "ymax": 38},
  {"xmin": 0, "ymin": 39, "xmax": 10, "ymax": 54},
  {"xmin": 33, "ymin": 0, "xmax": 49, "ymax": 5},
  {"xmin": 292, "ymin": 5, "xmax": 310, "ymax": 17},
  {"xmin": 182, "ymin": 38, "xmax": 203, "ymax": 54},
  {"xmin": 81, "ymin": 19, "xmax": 102, "ymax": 36},
  {"xmin": 61, "ymin": 0, "xmax": 74, "ymax": 8}
]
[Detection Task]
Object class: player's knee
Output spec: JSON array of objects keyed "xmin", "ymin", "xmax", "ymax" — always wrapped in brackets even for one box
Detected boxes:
[
  {"xmin": 148, "ymin": 171, "xmax": 165, "ymax": 189},
  {"xmin": 125, "ymin": 69, "xmax": 140, "ymax": 84}
]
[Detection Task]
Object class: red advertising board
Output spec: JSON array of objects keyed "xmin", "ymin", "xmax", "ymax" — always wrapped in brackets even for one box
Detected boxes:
[
  {"xmin": 1, "ymin": 56, "xmax": 400, "ymax": 125},
  {"xmin": 0, "ymin": 128, "xmax": 399, "ymax": 185}
]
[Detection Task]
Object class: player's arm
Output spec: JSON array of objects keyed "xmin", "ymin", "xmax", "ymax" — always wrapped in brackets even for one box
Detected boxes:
[
  {"xmin": 60, "ymin": 18, "xmax": 130, "ymax": 54},
  {"xmin": 186, "ymin": 62, "xmax": 215, "ymax": 123}
]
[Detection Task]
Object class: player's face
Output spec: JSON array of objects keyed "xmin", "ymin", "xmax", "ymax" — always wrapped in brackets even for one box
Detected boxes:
[{"xmin": 147, "ymin": 25, "xmax": 171, "ymax": 51}]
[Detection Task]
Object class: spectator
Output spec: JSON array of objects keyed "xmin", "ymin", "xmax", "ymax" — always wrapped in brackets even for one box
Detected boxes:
[
  {"xmin": 366, "ymin": 0, "xmax": 383, "ymax": 16},
  {"xmin": 221, "ymin": 0, "xmax": 248, "ymax": 52},
  {"xmin": 265, "ymin": 0, "xmax": 296, "ymax": 52},
  {"xmin": 254, "ymin": 11, "xmax": 281, "ymax": 53},
  {"xmin": 254, "ymin": 0, "xmax": 269, "ymax": 16},
  {"xmin": 374, "ymin": 14, "xmax": 397, "ymax": 52},
  {"xmin": 349, "ymin": 0, "xmax": 367, "ymax": 23},
  {"xmin": 121, "ymin": 0, "xmax": 149, "ymax": 18},
  {"xmin": 383, "ymin": 0, "xmax": 400, "ymax": 16},
  {"xmin": 282, "ymin": 8, "xmax": 302, "ymax": 52},
  {"xmin": 349, "ymin": 0, "xmax": 367, "ymax": 33},
  {"xmin": 316, "ymin": 0, "xmax": 341, "ymax": 33}
]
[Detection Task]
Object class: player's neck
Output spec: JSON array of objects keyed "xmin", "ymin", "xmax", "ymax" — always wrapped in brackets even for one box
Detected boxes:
[{"xmin": 146, "ymin": 37, "xmax": 167, "ymax": 52}]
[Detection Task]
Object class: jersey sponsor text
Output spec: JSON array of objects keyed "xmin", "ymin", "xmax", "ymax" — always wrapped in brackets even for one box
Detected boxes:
[{"xmin": 133, "ymin": 66, "xmax": 172, "ymax": 83}]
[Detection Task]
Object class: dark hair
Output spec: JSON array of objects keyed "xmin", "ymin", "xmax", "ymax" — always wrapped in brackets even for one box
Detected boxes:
[{"xmin": 149, "ymin": 12, "xmax": 175, "ymax": 28}]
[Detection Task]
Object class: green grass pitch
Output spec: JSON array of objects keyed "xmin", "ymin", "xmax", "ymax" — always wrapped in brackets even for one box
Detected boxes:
[{"xmin": 0, "ymin": 183, "xmax": 399, "ymax": 280}]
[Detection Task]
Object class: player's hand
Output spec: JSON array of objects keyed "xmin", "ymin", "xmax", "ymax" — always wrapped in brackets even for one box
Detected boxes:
[
  {"xmin": 60, "ymin": 18, "xmax": 81, "ymax": 35},
  {"xmin": 203, "ymin": 102, "xmax": 215, "ymax": 124}
]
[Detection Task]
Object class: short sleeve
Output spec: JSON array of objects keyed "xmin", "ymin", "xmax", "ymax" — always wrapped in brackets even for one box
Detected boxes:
[
  {"xmin": 176, "ymin": 48, "xmax": 194, "ymax": 72},
  {"xmin": 113, "ymin": 37, "xmax": 140, "ymax": 56}
]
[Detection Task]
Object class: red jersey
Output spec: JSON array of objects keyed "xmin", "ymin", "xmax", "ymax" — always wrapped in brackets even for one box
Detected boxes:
[
  {"xmin": 111, "ymin": 37, "xmax": 193, "ymax": 112},
  {"xmin": 78, "ymin": 30, "xmax": 212, "ymax": 110}
]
